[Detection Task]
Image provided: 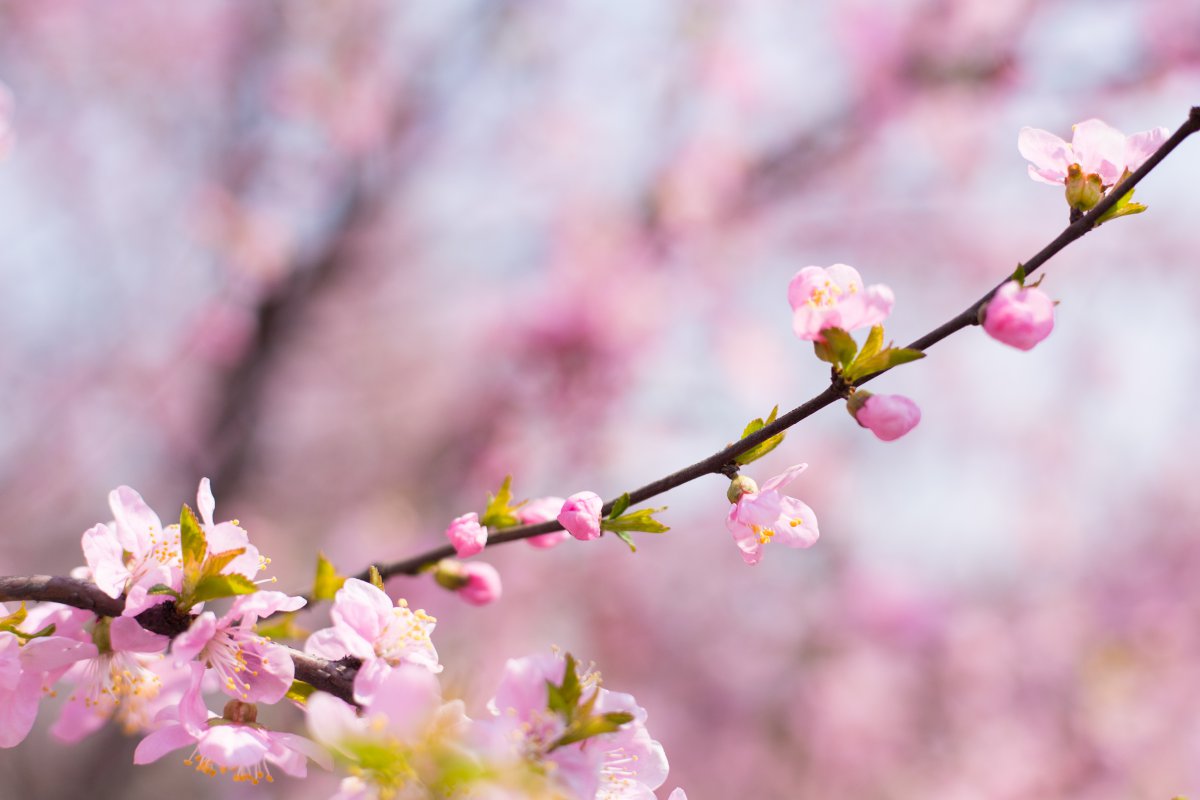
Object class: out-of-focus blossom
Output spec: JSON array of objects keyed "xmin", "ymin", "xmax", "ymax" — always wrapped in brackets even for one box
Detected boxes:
[
  {"xmin": 484, "ymin": 651, "xmax": 670, "ymax": 799},
  {"xmin": 304, "ymin": 578, "xmax": 440, "ymax": 705},
  {"xmin": 135, "ymin": 664, "xmax": 328, "ymax": 785},
  {"xmin": 557, "ymin": 492, "xmax": 603, "ymax": 541},
  {"xmin": 457, "ymin": 562, "xmax": 502, "ymax": 606},
  {"xmin": 852, "ymin": 393, "xmax": 922, "ymax": 441},
  {"xmin": 667, "ymin": 790, "xmax": 688, "ymax": 800},
  {"xmin": 518, "ymin": 497, "xmax": 571, "ymax": 549},
  {"xmin": 789, "ymin": 265, "xmax": 894, "ymax": 342},
  {"xmin": 0, "ymin": 604, "xmax": 98, "ymax": 748},
  {"xmin": 726, "ymin": 465, "xmax": 819, "ymax": 565},
  {"xmin": 445, "ymin": 512, "xmax": 487, "ymax": 558},
  {"xmin": 171, "ymin": 591, "xmax": 303, "ymax": 703},
  {"xmin": 982, "ymin": 281, "xmax": 1055, "ymax": 351},
  {"xmin": 0, "ymin": 82, "xmax": 12, "ymax": 160},
  {"xmin": 307, "ymin": 664, "xmax": 471, "ymax": 799},
  {"xmin": 1018, "ymin": 119, "xmax": 1169, "ymax": 187}
]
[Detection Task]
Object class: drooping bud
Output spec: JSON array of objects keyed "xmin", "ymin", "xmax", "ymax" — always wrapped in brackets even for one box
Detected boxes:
[
  {"xmin": 432, "ymin": 560, "xmax": 470, "ymax": 591},
  {"xmin": 982, "ymin": 281, "xmax": 1055, "ymax": 351},
  {"xmin": 850, "ymin": 393, "xmax": 921, "ymax": 441},
  {"xmin": 726, "ymin": 475, "xmax": 759, "ymax": 503}
]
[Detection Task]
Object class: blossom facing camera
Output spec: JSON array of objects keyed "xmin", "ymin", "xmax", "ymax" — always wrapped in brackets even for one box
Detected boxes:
[
  {"xmin": 850, "ymin": 392, "xmax": 921, "ymax": 442},
  {"xmin": 726, "ymin": 464, "xmax": 819, "ymax": 565},
  {"xmin": 445, "ymin": 512, "xmax": 487, "ymax": 558},
  {"xmin": 982, "ymin": 281, "xmax": 1055, "ymax": 351},
  {"xmin": 788, "ymin": 264, "xmax": 894, "ymax": 341},
  {"xmin": 557, "ymin": 491, "xmax": 603, "ymax": 541}
]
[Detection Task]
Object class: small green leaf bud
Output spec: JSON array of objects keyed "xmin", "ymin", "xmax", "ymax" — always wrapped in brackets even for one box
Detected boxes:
[{"xmin": 727, "ymin": 475, "xmax": 759, "ymax": 503}]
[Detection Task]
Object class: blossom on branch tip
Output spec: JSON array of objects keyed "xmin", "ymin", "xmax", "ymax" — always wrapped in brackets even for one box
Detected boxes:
[
  {"xmin": 445, "ymin": 512, "xmax": 487, "ymax": 558},
  {"xmin": 726, "ymin": 464, "xmax": 819, "ymax": 565},
  {"xmin": 1018, "ymin": 119, "xmax": 1168, "ymax": 207},
  {"xmin": 788, "ymin": 264, "xmax": 894, "ymax": 342},
  {"xmin": 557, "ymin": 491, "xmax": 603, "ymax": 541},
  {"xmin": 982, "ymin": 281, "xmax": 1055, "ymax": 351},
  {"xmin": 850, "ymin": 392, "xmax": 921, "ymax": 441}
]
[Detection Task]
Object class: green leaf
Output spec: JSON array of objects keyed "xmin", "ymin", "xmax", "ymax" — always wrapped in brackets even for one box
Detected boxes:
[
  {"xmin": 146, "ymin": 584, "xmax": 181, "ymax": 598},
  {"xmin": 551, "ymin": 711, "xmax": 636, "ymax": 750},
  {"xmin": 285, "ymin": 680, "xmax": 316, "ymax": 705},
  {"xmin": 190, "ymin": 573, "xmax": 257, "ymax": 604},
  {"xmin": 608, "ymin": 493, "xmax": 631, "ymax": 520},
  {"xmin": 735, "ymin": 406, "xmax": 785, "ymax": 466},
  {"xmin": 200, "ymin": 548, "xmax": 247, "ymax": 580},
  {"xmin": 818, "ymin": 327, "xmax": 858, "ymax": 369},
  {"xmin": 858, "ymin": 325, "xmax": 885, "ymax": 362},
  {"xmin": 0, "ymin": 602, "xmax": 28, "ymax": 632},
  {"xmin": 547, "ymin": 653, "xmax": 582, "ymax": 719},
  {"xmin": 256, "ymin": 613, "xmax": 306, "ymax": 642},
  {"xmin": 612, "ymin": 530, "xmax": 637, "ymax": 553},
  {"xmin": 601, "ymin": 508, "xmax": 669, "ymax": 534},
  {"xmin": 480, "ymin": 475, "xmax": 521, "ymax": 529},
  {"xmin": 1097, "ymin": 179, "xmax": 1148, "ymax": 225},
  {"xmin": 180, "ymin": 504, "xmax": 207, "ymax": 576},
  {"xmin": 313, "ymin": 552, "xmax": 346, "ymax": 601},
  {"xmin": 843, "ymin": 346, "xmax": 926, "ymax": 382},
  {"xmin": 20, "ymin": 623, "xmax": 57, "ymax": 640},
  {"xmin": 1010, "ymin": 263, "xmax": 1026, "ymax": 285}
]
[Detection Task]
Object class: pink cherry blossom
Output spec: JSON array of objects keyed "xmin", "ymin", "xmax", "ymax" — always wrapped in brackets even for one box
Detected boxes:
[
  {"xmin": 171, "ymin": 591, "xmax": 304, "ymax": 703},
  {"xmin": 445, "ymin": 512, "xmax": 487, "ymax": 558},
  {"xmin": 0, "ymin": 605, "xmax": 98, "ymax": 748},
  {"xmin": 135, "ymin": 664, "xmax": 329, "ymax": 785},
  {"xmin": 484, "ymin": 651, "xmax": 670, "ymax": 799},
  {"xmin": 854, "ymin": 393, "xmax": 921, "ymax": 441},
  {"xmin": 304, "ymin": 578, "xmax": 440, "ymax": 705},
  {"xmin": 789, "ymin": 264, "xmax": 895, "ymax": 342},
  {"xmin": 518, "ymin": 497, "xmax": 571, "ymax": 548},
  {"xmin": 726, "ymin": 464, "xmax": 820, "ymax": 565},
  {"xmin": 1018, "ymin": 118, "xmax": 1169, "ymax": 186},
  {"xmin": 982, "ymin": 281, "xmax": 1055, "ymax": 351},
  {"xmin": 307, "ymin": 664, "xmax": 469, "ymax": 798},
  {"xmin": 557, "ymin": 491, "xmax": 603, "ymax": 541},
  {"xmin": 457, "ymin": 563, "xmax": 502, "ymax": 606},
  {"xmin": 82, "ymin": 486, "xmax": 182, "ymax": 616}
]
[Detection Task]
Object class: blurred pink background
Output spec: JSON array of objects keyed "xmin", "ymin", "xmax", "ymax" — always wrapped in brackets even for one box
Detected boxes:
[{"xmin": 1, "ymin": 1, "xmax": 1199, "ymax": 797}]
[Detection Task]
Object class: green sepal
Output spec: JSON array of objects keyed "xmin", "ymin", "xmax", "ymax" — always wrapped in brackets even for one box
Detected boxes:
[
  {"xmin": 201, "ymin": 548, "xmax": 247, "ymax": 579},
  {"xmin": 313, "ymin": 552, "xmax": 346, "ymax": 602},
  {"xmin": 180, "ymin": 504, "xmax": 207, "ymax": 578},
  {"xmin": 20, "ymin": 623, "xmax": 57, "ymax": 640},
  {"xmin": 256, "ymin": 613, "xmax": 306, "ymax": 642},
  {"xmin": 190, "ymin": 573, "xmax": 257, "ymax": 605},
  {"xmin": 601, "ymin": 508, "xmax": 669, "ymax": 534},
  {"xmin": 480, "ymin": 475, "xmax": 522, "ymax": 529},
  {"xmin": 734, "ymin": 405, "xmax": 785, "ymax": 465},
  {"xmin": 858, "ymin": 325, "xmax": 885, "ymax": 362},
  {"xmin": 146, "ymin": 584, "xmax": 181, "ymax": 598},
  {"xmin": 608, "ymin": 492, "xmax": 631, "ymax": 520},
  {"xmin": 843, "ymin": 346, "xmax": 925, "ymax": 382},
  {"xmin": 1010, "ymin": 263, "xmax": 1026, "ymax": 285},
  {"xmin": 814, "ymin": 327, "xmax": 857, "ymax": 369},
  {"xmin": 285, "ymin": 680, "xmax": 317, "ymax": 705},
  {"xmin": 368, "ymin": 565, "xmax": 386, "ymax": 591}
]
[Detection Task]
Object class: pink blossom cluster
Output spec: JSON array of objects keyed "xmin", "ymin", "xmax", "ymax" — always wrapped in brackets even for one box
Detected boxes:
[{"xmin": 0, "ymin": 482, "xmax": 685, "ymax": 798}]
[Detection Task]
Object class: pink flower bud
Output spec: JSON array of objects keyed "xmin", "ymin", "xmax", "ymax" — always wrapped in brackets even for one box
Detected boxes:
[
  {"xmin": 852, "ymin": 393, "xmax": 921, "ymax": 441},
  {"xmin": 518, "ymin": 497, "xmax": 571, "ymax": 549},
  {"xmin": 982, "ymin": 281, "xmax": 1055, "ymax": 351},
  {"xmin": 445, "ymin": 512, "xmax": 487, "ymax": 558},
  {"xmin": 457, "ymin": 562, "xmax": 502, "ymax": 606},
  {"xmin": 557, "ymin": 491, "xmax": 603, "ymax": 541}
]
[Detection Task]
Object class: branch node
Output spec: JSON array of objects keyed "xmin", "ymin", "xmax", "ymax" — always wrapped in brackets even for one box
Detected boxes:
[{"xmin": 717, "ymin": 462, "xmax": 741, "ymax": 480}]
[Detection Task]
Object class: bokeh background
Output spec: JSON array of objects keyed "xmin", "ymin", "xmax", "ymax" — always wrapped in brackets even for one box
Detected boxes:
[{"xmin": 2, "ymin": 1, "xmax": 1200, "ymax": 798}]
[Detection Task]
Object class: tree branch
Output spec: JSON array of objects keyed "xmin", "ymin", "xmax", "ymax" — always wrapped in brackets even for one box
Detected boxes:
[{"xmin": 361, "ymin": 105, "xmax": 1200, "ymax": 582}]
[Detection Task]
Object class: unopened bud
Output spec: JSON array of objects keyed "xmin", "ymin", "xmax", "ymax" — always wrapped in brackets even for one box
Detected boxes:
[
  {"xmin": 727, "ymin": 475, "xmax": 759, "ymax": 503},
  {"xmin": 433, "ymin": 560, "xmax": 470, "ymax": 591}
]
